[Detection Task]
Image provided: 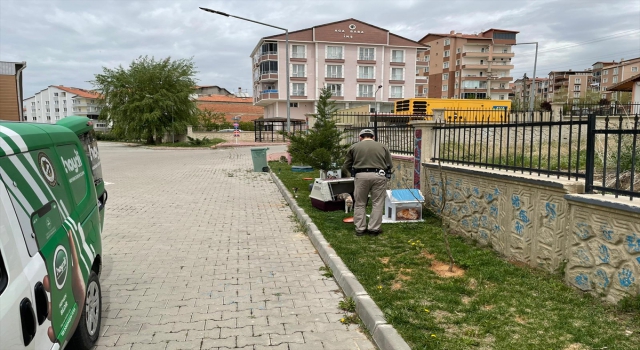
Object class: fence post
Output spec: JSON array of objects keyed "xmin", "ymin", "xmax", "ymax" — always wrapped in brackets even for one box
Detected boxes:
[
  {"xmin": 551, "ymin": 102, "xmax": 564, "ymax": 121},
  {"xmin": 409, "ymin": 119, "xmax": 440, "ymax": 191},
  {"xmin": 335, "ymin": 123, "xmax": 352, "ymax": 146},
  {"xmin": 585, "ymin": 113, "xmax": 596, "ymax": 194}
]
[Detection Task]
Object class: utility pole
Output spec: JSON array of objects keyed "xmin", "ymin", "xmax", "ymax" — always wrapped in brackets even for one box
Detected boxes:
[{"xmin": 522, "ymin": 73, "xmax": 528, "ymax": 110}]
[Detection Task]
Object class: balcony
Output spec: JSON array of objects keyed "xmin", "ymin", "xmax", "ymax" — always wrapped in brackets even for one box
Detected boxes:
[
  {"xmin": 258, "ymin": 71, "xmax": 279, "ymax": 82},
  {"xmin": 257, "ymin": 52, "xmax": 278, "ymax": 64},
  {"xmin": 415, "ymin": 92, "xmax": 427, "ymax": 97},
  {"xmin": 492, "ymin": 52, "xmax": 515, "ymax": 58},
  {"xmin": 462, "ymin": 52, "xmax": 489, "ymax": 58},
  {"xmin": 255, "ymin": 90, "xmax": 279, "ymax": 105},
  {"xmin": 491, "ymin": 62, "xmax": 514, "ymax": 70},
  {"xmin": 416, "ymin": 75, "xmax": 429, "ymax": 81},
  {"xmin": 462, "ymin": 64, "xmax": 488, "ymax": 70}
]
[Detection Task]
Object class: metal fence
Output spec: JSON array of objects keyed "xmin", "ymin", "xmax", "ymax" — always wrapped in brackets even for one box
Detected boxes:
[
  {"xmin": 333, "ymin": 112, "xmax": 429, "ymax": 127},
  {"xmin": 254, "ymin": 119, "xmax": 307, "ymax": 142},
  {"xmin": 433, "ymin": 106, "xmax": 640, "ymax": 200},
  {"xmin": 344, "ymin": 125, "xmax": 415, "ymax": 156}
]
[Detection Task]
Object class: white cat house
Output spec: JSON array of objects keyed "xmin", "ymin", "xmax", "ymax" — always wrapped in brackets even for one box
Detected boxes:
[{"xmin": 383, "ymin": 189, "xmax": 425, "ymax": 223}]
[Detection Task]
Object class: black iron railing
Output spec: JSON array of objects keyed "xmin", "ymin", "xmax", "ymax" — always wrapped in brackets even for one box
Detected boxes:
[
  {"xmin": 333, "ymin": 112, "xmax": 429, "ymax": 127},
  {"xmin": 344, "ymin": 125, "xmax": 415, "ymax": 156},
  {"xmin": 433, "ymin": 106, "xmax": 640, "ymax": 199}
]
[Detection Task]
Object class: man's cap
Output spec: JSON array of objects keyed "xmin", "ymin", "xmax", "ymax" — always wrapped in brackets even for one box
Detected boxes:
[{"xmin": 359, "ymin": 129, "xmax": 374, "ymax": 137}]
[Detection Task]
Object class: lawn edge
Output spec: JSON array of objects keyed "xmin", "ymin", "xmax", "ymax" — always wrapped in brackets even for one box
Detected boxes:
[{"xmin": 270, "ymin": 172, "xmax": 411, "ymax": 350}]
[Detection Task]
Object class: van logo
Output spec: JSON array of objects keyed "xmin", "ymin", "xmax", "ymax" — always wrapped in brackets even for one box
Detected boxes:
[
  {"xmin": 38, "ymin": 152, "xmax": 57, "ymax": 187},
  {"xmin": 53, "ymin": 245, "xmax": 68, "ymax": 290},
  {"xmin": 88, "ymin": 144, "xmax": 100, "ymax": 161},
  {"xmin": 61, "ymin": 149, "xmax": 83, "ymax": 174}
]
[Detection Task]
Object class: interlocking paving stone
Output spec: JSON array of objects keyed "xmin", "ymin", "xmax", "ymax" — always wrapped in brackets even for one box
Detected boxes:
[{"xmin": 97, "ymin": 144, "xmax": 375, "ymax": 349}]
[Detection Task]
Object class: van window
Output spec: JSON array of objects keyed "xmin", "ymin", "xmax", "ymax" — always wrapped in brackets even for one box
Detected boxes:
[
  {"xmin": 56, "ymin": 145, "xmax": 89, "ymax": 205},
  {"xmin": 0, "ymin": 250, "xmax": 6, "ymax": 295},
  {"xmin": 79, "ymin": 130, "xmax": 103, "ymax": 184}
]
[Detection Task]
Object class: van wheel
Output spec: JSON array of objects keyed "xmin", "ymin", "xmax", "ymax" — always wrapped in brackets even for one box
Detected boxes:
[{"xmin": 69, "ymin": 271, "xmax": 101, "ymax": 349}]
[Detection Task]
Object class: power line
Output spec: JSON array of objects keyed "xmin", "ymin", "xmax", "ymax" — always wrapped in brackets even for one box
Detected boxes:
[{"xmin": 514, "ymin": 29, "xmax": 640, "ymax": 58}]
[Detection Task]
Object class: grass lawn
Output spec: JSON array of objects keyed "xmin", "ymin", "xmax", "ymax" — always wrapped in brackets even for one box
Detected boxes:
[{"xmin": 271, "ymin": 161, "xmax": 640, "ymax": 350}]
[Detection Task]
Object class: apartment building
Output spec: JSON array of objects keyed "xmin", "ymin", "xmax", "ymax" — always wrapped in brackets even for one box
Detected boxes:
[
  {"xmin": 597, "ymin": 57, "xmax": 640, "ymax": 101},
  {"xmin": 0, "ymin": 61, "xmax": 27, "ymax": 121},
  {"xmin": 417, "ymin": 29, "xmax": 517, "ymax": 101},
  {"xmin": 23, "ymin": 85, "xmax": 102, "ymax": 124},
  {"xmin": 250, "ymin": 18, "xmax": 429, "ymax": 119},
  {"xmin": 548, "ymin": 70, "xmax": 593, "ymax": 103},
  {"xmin": 512, "ymin": 77, "xmax": 549, "ymax": 104}
]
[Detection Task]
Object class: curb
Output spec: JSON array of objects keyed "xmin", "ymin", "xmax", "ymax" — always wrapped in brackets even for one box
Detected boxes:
[{"xmin": 270, "ymin": 172, "xmax": 411, "ymax": 350}]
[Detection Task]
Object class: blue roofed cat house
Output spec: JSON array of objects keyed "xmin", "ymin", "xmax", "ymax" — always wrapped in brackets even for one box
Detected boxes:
[{"xmin": 383, "ymin": 189, "xmax": 425, "ymax": 223}]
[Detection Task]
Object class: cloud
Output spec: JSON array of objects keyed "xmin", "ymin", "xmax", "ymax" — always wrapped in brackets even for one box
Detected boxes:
[{"xmin": 1, "ymin": 0, "xmax": 638, "ymax": 98}]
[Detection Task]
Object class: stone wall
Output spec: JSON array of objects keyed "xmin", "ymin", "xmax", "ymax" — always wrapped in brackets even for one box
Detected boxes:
[
  {"xmin": 422, "ymin": 163, "xmax": 640, "ymax": 302},
  {"xmin": 564, "ymin": 195, "xmax": 640, "ymax": 302},
  {"xmin": 389, "ymin": 155, "xmax": 416, "ymax": 190}
]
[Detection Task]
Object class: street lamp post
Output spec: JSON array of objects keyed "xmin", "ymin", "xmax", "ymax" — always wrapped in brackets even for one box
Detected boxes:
[
  {"xmin": 514, "ymin": 41, "xmax": 538, "ymax": 114},
  {"xmin": 199, "ymin": 7, "xmax": 291, "ymax": 132},
  {"xmin": 374, "ymin": 85, "xmax": 383, "ymax": 139}
]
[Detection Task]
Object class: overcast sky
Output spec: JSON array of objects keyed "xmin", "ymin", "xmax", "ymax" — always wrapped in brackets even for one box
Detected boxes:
[{"xmin": 1, "ymin": 0, "xmax": 639, "ymax": 98}]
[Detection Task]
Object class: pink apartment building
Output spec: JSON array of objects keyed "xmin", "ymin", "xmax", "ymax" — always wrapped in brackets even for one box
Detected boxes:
[{"xmin": 250, "ymin": 19, "xmax": 429, "ymax": 120}]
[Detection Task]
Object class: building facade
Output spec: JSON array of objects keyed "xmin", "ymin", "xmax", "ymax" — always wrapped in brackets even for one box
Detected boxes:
[
  {"xmin": 597, "ymin": 57, "xmax": 640, "ymax": 101},
  {"xmin": 417, "ymin": 29, "xmax": 517, "ymax": 100},
  {"xmin": 250, "ymin": 18, "xmax": 429, "ymax": 120},
  {"xmin": 512, "ymin": 77, "xmax": 549, "ymax": 106},
  {"xmin": 548, "ymin": 70, "xmax": 594, "ymax": 103},
  {"xmin": 197, "ymin": 95, "xmax": 264, "ymax": 123},
  {"xmin": 23, "ymin": 85, "xmax": 102, "ymax": 124},
  {"xmin": 0, "ymin": 61, "xmax": 27, "ymax": 121}
]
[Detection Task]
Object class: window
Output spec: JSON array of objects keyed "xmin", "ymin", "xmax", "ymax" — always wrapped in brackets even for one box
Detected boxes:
[
  {"xmin": 327, "ymin": 46, "xmax": 343, "ymax": 59},
  {"xmin": 391, "ymin": 68, "xmax": 404, "ymax": 80},
  {"xmin": 455, "ymin": 71, "xmax": 459, "ymax": 77},
  {"xmin": 391, "ymin": 50, "xmax": 404, "ymax": 62},
  {"xmin": 456, "ymin": 59, "xmax": 460, "ymax": 66},
  {"xmin": 327, "ymin": 84, "xmax": 343, "ymax": 96},
  {"xmin": 31, "ymin": 102, "xmax": 35, "ymax": 106},
  {"xmin": 63, "ymin": 100, "xmax": 66, "ymax": 105},
  {"xmin": 290, "ymin": 102, "xmax": 299, "ymax": 107},
  {"xmin": 292, "ymin": 64, "xmax": 306, "ymax": 77},
  {"xmin": 326, "ymin": 65, "xmax": 343, "ymax": 78},
  {"xmin": 64, "ymin": 108, "xmax": 67, "ymax": 112},
  {"xmin": 45, "ymin": 101, "xmax": 49, "ymax": 105},
  {"xmin": 444, "ymin": 50, "xmax": 450, "ymax": 57},
  {"xmin": 261, "ymin": 42, "xmax": 278, "ymax": 55},
  {"xmin": 613, "ymin": 76, "xmax": 618, "ymax": 83},
  {"xmin": 493, "ymin": 32, "xmax": 516, "ymax": 40},
  {"xmin": 632, "ymin": 67, "xmax": 639, "ymax": 72},
  {"xmin": 603, "ymin": 78, "xmax": 608, "ymax": 83},
  {"xmin": 53, "ymin": 92, "xmax": 58, "ymax": 96},
  {"xmin": 613, "ymin": 67, "xmax": 619, "ymax": 74},
  {"xmin": 358, "ymin": 84, "xmax": 374, "ymax": 97},
  {"xmin": 574, "ymin": 85, "xmax": 580, "ymax": 91},
  {"xmin": 426, "ymin": 76, "xmax": 429, "ymax": 83},
  {"xmin": 425, "ymin": 67, "xmax": 429, "ymax": 72},
  {"xmin": 573, "ymin": 92, "xmax": 580, "ymax": 98},
  {"xmin": 390, "ymin": 86, "xmax": 403, "ymax": 98},
  {"xmin": 55, "ymin": 108, "xmax": 59, "ymax": 112},
  {"xmin": 292, "ymin": 83, "xmax": 305, "ymax": 96},
  {"xmin": 46, "ymin": 108, "xmax": 50, "ymax": 112},
  {"xmin": 358, "ymin": 66, "xmax": 374, "ymax": 79},
  {"xmin": 575, "ymin": 78, "xmax": 581, "ymax": 84},
  {"xmin": 454, "ymin": 83, "xmax": 459, "ymax": 89},
  {"xmin": 603, "ymin": 70, "xmax": 609, "ymax": 75},
  {"xmin": 73, "ymin": 99, "xmax": 79, "ymax": 104},
  {"xmin": 54, "ymin": 100, "xmax": 59, "ymax": 105},
  {"xmin": 442, "ymin": 73, "xmax": 449, "ymax": 80},
  {"xmin": 442, "ymin": 85, "xmax": 448, "ymax": 91},
  {"xmin": 443, "ymin": 62, "xmax": 449, "ymax": 69},
  {"xmin": 456, "ymin": 48, "xmax": 461, "ymax": 53},
  {"xmin": 444, "ymin": 39, "xmax": 450, "ymax": 46},
  {"xmin": 359, "ymin": 47, "xmax": 375, "ymax": 60},
  {"xmin": 291, "ymin": 45, "xmax": 305, "ymax": 58},
  {"xmin": 425, "ymin": 55, "xmax": 430, "ymax": 62}
]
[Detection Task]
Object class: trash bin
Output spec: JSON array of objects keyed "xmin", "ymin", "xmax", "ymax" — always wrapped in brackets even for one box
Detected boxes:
[{"xmin": 250, "ymin": 147, "xmax": 270, "ymax": 172}]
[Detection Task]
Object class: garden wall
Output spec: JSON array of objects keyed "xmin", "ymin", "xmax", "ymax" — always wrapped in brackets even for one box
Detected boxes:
[
  {"xmin": 390, "ymin": 155, "xmax": 418, "ymax": 190},
  {"xmin": 422, "ymin": 163, "xmax": 640, "ymax": 302}
]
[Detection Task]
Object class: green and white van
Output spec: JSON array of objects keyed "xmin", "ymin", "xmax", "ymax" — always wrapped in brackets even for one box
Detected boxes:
[{"xmin": 0, "ymin": 116, "xmax": 106, "ymax": 350}]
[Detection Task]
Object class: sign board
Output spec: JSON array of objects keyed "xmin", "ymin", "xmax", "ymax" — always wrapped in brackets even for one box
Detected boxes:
[
  {"xmin": 233, "ymin": 130, "xmax": 240, "ymax": 137},
  {"xmin": 233, "ymin": 123, "xmax": 239, "ymax": 128}
]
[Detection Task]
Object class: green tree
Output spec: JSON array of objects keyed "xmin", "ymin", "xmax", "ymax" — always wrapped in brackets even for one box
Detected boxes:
[
  {"xmin": 552, "ymin": 86, "xmax": 568, "ymax": 103},
  {"xmin": 287, "ymin": 87, "xmax": 349, "ymax": 171},
  {"xmin": 92, "ymin": 56, "xmax": 198, "ymax": 144},
  {"xmin": 197, "ymin": 109, "xmax": 226, "ymax": 131}
]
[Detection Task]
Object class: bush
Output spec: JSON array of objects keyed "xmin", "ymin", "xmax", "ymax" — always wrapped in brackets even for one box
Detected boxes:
[
  {"xmin": 239, "ymin": 121, "xmax": 255, "ymax": 131},
  {"xmin": 95, "ymin": 131, "xmax": 126, "ymax": 142}
]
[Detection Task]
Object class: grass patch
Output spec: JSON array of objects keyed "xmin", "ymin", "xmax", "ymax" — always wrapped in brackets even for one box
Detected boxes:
[{"xmin": 272, "ymin": 161, "xmax": 640, "ymax": 349}]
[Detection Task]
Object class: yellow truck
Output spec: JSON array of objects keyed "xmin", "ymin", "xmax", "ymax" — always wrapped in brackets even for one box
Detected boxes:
[{"xmin": 395, "ymin": 98, "xmax": 511, "ymax": 122}]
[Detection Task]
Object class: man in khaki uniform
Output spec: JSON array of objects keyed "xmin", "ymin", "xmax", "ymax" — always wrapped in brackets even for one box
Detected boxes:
[{"xmin": 344, "ymin": 129, "xmax": 393, "ymax": 236}]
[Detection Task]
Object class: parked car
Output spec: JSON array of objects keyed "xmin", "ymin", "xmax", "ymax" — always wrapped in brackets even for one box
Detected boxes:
[{"xmin": 0, "ymin": 116, "xmax": 106, "ymax": 350}]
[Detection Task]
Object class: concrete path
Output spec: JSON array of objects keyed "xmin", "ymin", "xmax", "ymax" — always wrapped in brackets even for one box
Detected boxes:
[{"xmin": 94, "ymin": 143, "xmax": 375, "ymax": 350}]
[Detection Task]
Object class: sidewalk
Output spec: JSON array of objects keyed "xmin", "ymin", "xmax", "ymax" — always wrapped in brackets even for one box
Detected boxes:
[{"xmin": 96, "ymin": 143, "xmax": 374, "ymax": 350}]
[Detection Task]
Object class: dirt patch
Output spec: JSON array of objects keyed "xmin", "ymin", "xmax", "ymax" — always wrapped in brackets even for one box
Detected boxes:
[
  {"xmin": 432, "ymin": 310, "xmax": 452, "ymax": 322},
  {"xmin": 430, "ymin": 260, "xmax": 465, "ymax": 277},
  {"xmin": 515, "ymin": 316, "xmax": 527, "ymax": 324},
  {"xmin": 461, "ymin": 296, "xmax": 473, "ymax": 304},
  {"xmin": 563, "ymin": 344, "xmax": 588, "ymax": 350},
  {"xmin": 379, "ymin": 257, "xmax": 390, "ymax": 264},
  {"xmin": 420, "ymin": 250, "xmax": 435, "ymax": 259},
  {"xmin": 391, "ymin": 282, "xmax": 403, "ymax": 291},
  {"xmin": 468, "ymin": 278, "xmax": 478, "ymax": 290},
  {"xmin": 508, "ymin": 259, "xmax": 530, "ymax": 268},
  {"xmin": 397, "ymin": 273, "xmax": 411, "ymax": 281},
  {"xmin": 482, "ymin": 305, "xmax": 494, "ymax": 310}
]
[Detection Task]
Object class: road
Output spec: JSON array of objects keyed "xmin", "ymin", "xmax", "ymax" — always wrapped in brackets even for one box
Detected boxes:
[{"xmin": 94, "ymin": 143, "xmax": 375, "ymax": 350}]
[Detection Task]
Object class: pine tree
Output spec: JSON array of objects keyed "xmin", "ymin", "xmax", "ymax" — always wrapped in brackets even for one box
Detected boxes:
[{"xmin": 287, "ymin": 87, "xmax": 349, "ymax": 171}]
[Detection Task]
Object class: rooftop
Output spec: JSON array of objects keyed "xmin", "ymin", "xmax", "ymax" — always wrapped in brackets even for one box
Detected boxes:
[{"xmin": 54, "ymin": 85, "xmax": 101, "ymax": 99}]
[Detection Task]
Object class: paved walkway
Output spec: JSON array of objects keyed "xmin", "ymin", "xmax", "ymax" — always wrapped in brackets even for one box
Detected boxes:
[{"xmin": 94, "ymin": 143, "xmax": 374, "ymax": 350}]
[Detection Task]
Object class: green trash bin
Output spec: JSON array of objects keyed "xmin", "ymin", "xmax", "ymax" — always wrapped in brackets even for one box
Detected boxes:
[{"xmin": 250, "ymin": 147, "xmax": 270, "ymax": 172}]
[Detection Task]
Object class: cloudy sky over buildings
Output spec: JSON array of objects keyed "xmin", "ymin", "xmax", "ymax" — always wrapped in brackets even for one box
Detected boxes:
[{"xmin": 1, "ymin": 0, "xmax": 638, "ymax": 98}]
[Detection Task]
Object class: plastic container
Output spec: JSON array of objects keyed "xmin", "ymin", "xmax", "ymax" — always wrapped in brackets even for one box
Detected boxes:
[{"xmin": 250, "ymin": 147, "xmax": 270, "ymax": 172}]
